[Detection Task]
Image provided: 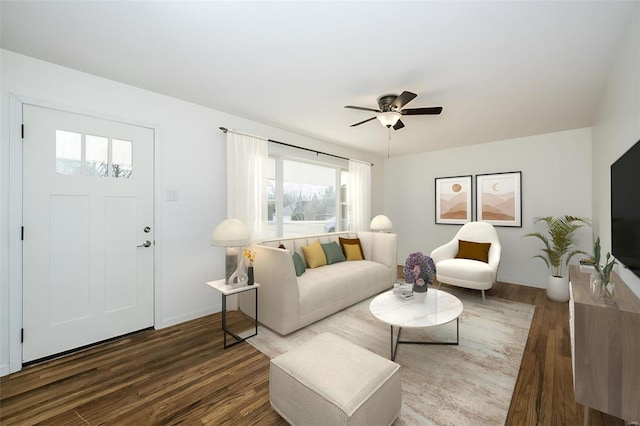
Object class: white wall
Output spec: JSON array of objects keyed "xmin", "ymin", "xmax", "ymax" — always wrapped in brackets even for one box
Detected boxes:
[
  {"xmin": 384, "ymin": 128, "xmax": 593, "ymax": 288},
  {"xmin": 592, "ymin": 4, "xmax": 640, "ymax": 297},
  {"xmin": 0, "ymin": 50, "xmax": 384, "ymax": 375}
]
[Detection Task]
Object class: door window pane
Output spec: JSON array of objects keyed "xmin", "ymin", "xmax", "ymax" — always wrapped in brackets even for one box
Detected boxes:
[
  {"xmin": 112, "ymin": 139, "xmax": 132, "ymax": 179},
  {"xmin": 56, "ymin": 130, "xmax": 82, "ymax": 175},
  {"xmin": 85, "ymin": 135, "xmax": 109, "ymax": 177}
]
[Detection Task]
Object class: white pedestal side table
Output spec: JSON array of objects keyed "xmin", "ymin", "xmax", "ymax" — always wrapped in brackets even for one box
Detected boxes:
[{"xmin": 206, "ymin": 279, "xmax": 260, "ymax": 349}]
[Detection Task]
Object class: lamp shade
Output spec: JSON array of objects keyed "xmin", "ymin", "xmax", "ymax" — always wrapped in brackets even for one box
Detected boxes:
[
  {"xmin": 376, "ymin": 112, "xmax": 401, "ymax": 128},
  {"xmin": 211, "ymin": 219, "xmax": 251, "ymax": 247},
  {"xmin": 370, "ymin": 215, "xmax": 393, "ymax": 232}
]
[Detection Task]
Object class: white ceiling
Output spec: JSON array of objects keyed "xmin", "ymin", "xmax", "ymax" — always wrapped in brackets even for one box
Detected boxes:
[{"xmin": 1, "ymin": 1, "xmax": 636, "ymax": 157}]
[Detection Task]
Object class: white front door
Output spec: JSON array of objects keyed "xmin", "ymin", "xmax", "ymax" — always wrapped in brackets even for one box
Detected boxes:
[{"xmin": 22, "ymin": 105, "xmax": 154, "ymax": 363}]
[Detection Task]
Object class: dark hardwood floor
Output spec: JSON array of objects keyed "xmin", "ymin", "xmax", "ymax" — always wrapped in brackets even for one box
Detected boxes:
[{"xmin": 0, "ymin": 281, "xmax": 626, "ymax": 425}]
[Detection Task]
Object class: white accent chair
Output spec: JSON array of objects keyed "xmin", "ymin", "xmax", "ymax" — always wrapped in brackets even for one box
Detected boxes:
[{"xmin": 430, "ymin": 222, "xmax": 501, "ymax": 302}]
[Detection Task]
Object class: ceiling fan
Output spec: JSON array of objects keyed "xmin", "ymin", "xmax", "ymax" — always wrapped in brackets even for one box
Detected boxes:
[{"xmin": 345, "ymin": 91, "xmax": 442, "ymax": 130}]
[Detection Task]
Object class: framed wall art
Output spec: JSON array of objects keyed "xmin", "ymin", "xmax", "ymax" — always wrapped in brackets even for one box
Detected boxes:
[
  {"xmin": 435, "ymin": 175, "xmax": 473, "ymax": 225},
  {"xmin": 476, "ymin": 171, "xmax": 522, "ymax": 227}
]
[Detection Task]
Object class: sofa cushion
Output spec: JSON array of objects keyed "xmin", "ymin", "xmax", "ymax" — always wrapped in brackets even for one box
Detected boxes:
[
  {"xmin": 302, "ymin": 240, "xmax": 327, "ymax": 268},
  {"xmin": 455, "ymin": 240, "xmax": 491, "ymax": 263},
  {"xmin": 292, "ymin": 252, "xmax": 306, "ymax": 276},
  {"xmin": 436, "ymin": 258, "xmax": 493, "ymax": 290},
  {"xmin": 339, "ymin": 237, "xmax": 365, "ymax": 260},
  {"xmin": 322, "ymin": 242, "xmax": 346, "ymax": 264},
  {"xmin": 298, "ymin": 260, "xmax": 391, "ymax": 322}
]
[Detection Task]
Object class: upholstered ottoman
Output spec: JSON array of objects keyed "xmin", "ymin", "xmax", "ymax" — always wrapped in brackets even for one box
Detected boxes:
[{"xmin": 270, "ymin": 332, "xmax": 401, "ymax": 426}]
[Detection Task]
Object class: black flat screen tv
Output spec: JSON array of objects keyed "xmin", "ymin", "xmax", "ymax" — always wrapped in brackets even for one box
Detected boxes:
[{"xmin": 611, "ymin": 139, "xmax": 640, "ymax": 278}]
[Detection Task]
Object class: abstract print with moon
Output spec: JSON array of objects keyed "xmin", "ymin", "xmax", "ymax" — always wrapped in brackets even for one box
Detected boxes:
[{"xmin": 481, "ymin": 177, "xmax": 515, "ymax": 221}]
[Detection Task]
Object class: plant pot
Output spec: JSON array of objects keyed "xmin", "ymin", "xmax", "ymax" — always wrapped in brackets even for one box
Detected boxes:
[
  {"xmin": 546, "ymin": 275, "xmax": 569, "ymax": 302},
  {"xmin": 414, "ymin": 291, "xmax": 427, "ymax": 303},
  {"xmin": 590, "ymin": 271, "xmax": 615, "ymax": 304},
  {"xmin": 413, "ymin": 283, "xmax": 427, "ymax": 303},
  {"xmin": 248, "ymin": 265, "xmax": 254, "ymax": 285}
]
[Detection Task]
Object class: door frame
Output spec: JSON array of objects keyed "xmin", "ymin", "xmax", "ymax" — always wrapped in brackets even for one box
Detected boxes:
[{"xmin": 7, "ymin": 93, "xmax": 164, "ymax": 374}]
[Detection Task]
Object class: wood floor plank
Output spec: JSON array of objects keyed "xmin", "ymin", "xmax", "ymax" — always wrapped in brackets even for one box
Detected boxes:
[{"xmin": 0, "ymin": 281, "xmax": 627, "ymax": 425}]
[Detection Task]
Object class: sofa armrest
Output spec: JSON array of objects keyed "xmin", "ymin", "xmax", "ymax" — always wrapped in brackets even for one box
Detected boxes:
[
  {"xmin": 238, "ymin": 244, "xmax": 300, "ymax": 335},
  {"xmin": 430, "ymin": 239, "xmax": 459, "ymax": 264},
  {"xmin": 488, "ymin": 243, "xmax": 502, "ymax": 282},
  {"xmin": 358, "ymin": 232, "xmax": 398, "ymax": 281}
]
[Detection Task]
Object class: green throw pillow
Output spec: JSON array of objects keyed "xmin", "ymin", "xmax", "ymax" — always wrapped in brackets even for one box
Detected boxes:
[
  {"xmin": 292, "ymin": 252, "xmax": 306, "ymax": 276},
  {"xmin": 322, "ymin": 241, "xmax": 346, "ymax": 264}
]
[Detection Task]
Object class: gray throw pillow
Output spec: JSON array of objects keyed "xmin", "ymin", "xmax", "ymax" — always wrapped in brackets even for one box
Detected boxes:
[
  {"xmin": 321, "ymin": 241, "xmax": 346, "ymax": 264},
  {"xmin": 292, "ymin": 252, "xmax": 306, "ymax": 276}
]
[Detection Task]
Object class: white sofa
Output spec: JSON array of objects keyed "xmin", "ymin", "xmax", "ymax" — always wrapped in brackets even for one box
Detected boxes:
[{"xmin": 239, "ymin": 231, "xmax": 398, "ymax": 335}]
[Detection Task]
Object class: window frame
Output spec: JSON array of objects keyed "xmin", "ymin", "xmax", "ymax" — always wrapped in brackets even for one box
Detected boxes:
[{"xmin": 268, "ymin": 152, "xmax": 347, "ymax": 238}]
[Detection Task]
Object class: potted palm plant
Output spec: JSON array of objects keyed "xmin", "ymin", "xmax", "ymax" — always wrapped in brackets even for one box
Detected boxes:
[{"xmin": 523, "ymin": 215, "xmax": 590, "ymax": 302}]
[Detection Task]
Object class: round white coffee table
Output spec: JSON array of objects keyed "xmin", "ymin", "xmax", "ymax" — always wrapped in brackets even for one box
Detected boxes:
[{"xmin": 369, "ymin": 288, "xmax": 464, "ymax": 360}]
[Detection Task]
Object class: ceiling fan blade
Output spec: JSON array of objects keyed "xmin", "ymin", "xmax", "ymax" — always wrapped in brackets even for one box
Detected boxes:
[
  {"xmin": 349, "ymin": 117, "xmax": 377, "ymax": 127},
  {"xmin": 393, "ymin": 120, "xmax": 405, "ymax": 130},
  {"xmin": 401, "ymin": 106, "xmax": 443, "ymax": 115},
  {"xmin": 390, "ymin": 91, "xmax": 417, "ymax": 110},
  {"xmin": 344, "ymin": 105, "xmax": 381, "ymax": 113}
]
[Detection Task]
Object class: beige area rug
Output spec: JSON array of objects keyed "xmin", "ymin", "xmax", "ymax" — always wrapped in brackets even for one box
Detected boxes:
[{"xmin": 248, "ymin": 288, "xmax": 535, "ymax": 426}]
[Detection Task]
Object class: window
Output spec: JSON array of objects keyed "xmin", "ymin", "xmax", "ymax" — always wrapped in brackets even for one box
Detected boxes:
[
  {"xmin": 55, "ymin": 131, "xmax": 133, "ymax": 179},
  {"xmin": 85, "ymin": 135, "xmax": 109, "ymax": 177},
  {"xmin": 267, "ymin": 157, "xmax": 346, "ymax": 238},
  {"xmin": 112, "ymin": 139, "xmax": 133, "ymax": 178},
  {"xmin": 55, "ymin": 130, "xmax": 82, "ymax": 175}
]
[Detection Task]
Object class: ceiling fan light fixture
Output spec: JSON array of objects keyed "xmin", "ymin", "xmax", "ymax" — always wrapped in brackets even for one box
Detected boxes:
[{"xmin": 376, "ymin": 111, "xmax": 401, "ymax": 128}]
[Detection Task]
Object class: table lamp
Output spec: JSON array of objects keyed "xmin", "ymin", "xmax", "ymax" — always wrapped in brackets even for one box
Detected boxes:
[
  {"xmin": 369, "ymin": 215, "xmax": 393, "ymax": 232},
  {"xmin": 211, "ymin": 218, "xmax": 251, "ymax": 286}
]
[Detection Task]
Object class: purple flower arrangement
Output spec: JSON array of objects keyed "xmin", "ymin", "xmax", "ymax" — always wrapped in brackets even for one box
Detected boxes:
[{"xmin": 403, "ymin": 252, "xmax": 436, "ymax": 292}]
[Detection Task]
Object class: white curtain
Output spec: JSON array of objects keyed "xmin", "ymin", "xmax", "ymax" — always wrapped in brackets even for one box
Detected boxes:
[
  {"xmin": 348, "ymin": 160, "xmax": 371, "ymax": 231},
  {"xmin": 227, "ymin": 131, "xmax": 269, "ymax": 241}
]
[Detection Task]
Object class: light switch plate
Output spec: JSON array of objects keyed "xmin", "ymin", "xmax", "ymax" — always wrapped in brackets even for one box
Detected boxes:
[{"xmin": 166, "ymin": 190, "xmax": 179, "ymax": 201}]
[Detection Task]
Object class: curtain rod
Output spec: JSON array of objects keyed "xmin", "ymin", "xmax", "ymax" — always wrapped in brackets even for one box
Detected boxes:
[{"xmin": 219, "ymin": 127, "xmax": 373, "ymax": 166}]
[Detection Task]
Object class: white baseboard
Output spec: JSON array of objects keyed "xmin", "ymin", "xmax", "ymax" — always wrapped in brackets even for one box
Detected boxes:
[
  {"xmin": 1, "ymin": 363, "xmax": 11, "ymax": 378},
  {"xmin": 158, "ymin": 304, "xmax": 222, "ymax": 329}
]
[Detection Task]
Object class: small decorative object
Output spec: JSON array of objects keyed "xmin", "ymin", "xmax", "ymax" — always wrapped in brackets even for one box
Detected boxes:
[
  {"xmin": 591, "ymin": 237, "xmax": 617, "ymax": 304},
  {"xmin": 232, "ymin": 252, "xmax": 249, "ymax": 285},
  {"xmin": 403, "ymin": 252, "xmax": 436, "ymax": 302},
  {"xmin": 247, "ymin": 265, "xmax": 254, "ymax": 285},
  {"xmin": 523, "ymin": 215, "xmax": 590, "ymax": 302},
  {"xmin": 244, "ymin": 249, "xmax": 256, "ymax": 285}
]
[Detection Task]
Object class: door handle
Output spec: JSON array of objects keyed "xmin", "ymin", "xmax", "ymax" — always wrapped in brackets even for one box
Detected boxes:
[{"xmin": 137, "ymin": 240, "xmax": 152, "ymax": 248}]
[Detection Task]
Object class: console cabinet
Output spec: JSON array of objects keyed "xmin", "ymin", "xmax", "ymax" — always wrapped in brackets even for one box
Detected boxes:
[{"xmin": 569, "ymin": 265, "xmax": 640, "ymax": 423}]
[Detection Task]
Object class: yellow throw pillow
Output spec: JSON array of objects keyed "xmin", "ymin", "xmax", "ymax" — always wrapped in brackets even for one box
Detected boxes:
[
  {"xmin": 343, "ymin": 243, "xmax": 364, "ymax": 261},
  {"xmin": 339, "ymin": 237, "xmax": 365, "ymax": 260},
  {"xmin": 301, "ymin": 240, "xmax": 327, "ymax": 268},
  {"xmin": 455, "ymin": 240, "xmax": 491, "ymax": 263}
]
